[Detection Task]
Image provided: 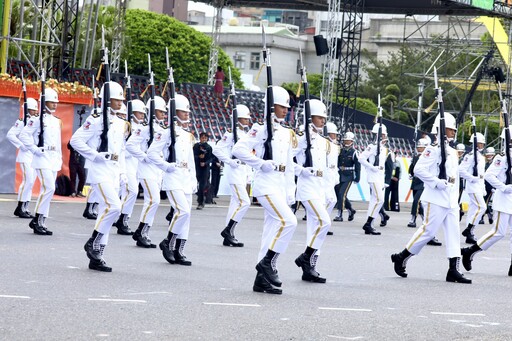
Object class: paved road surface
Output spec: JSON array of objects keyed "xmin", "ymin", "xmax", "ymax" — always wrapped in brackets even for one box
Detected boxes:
[{"xmin": 1, "ymin": 194, "xmax": 511, "ymax": 340}]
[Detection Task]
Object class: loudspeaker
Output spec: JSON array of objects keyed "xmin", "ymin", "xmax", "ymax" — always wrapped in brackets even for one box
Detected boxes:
[{"xmin": 313, "ymin": 35, "xmax": 329, "ymax": 56}]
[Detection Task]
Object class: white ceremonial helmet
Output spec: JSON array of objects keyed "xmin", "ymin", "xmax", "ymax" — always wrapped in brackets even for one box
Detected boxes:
[
  {"xmin": 485, "ymin": 146, "xmax": 495, "ymax": 155},
  {"xmin": 416, "ymin": 138, "xmax": 429, "ymax": 147},
  {"xmin": 146, "ymin": 96, "xmax": 167, "ymax": 112},
  {"xmin": 266, "ymin": 86, "xmax": 290, "ymax": 108},
  {"xmin": 26, "ymin": 97, "xmax": 39, "ymax": 111},
  {"xmin": 174, "ymin": 94, "xmax": 191, "ymax": 112},
  {"xmin": 325, "ymin": 122, "xmax": 339, "ymax": 135},
  {"xmin": 456, "ymin": 143, "xmax": 466, "ymax": 151},
  {"xmin": 44, "ymin": 88, "xmax": 59, "ymax": 103},
  {"xmin": 469, "ymin": 132, "xmax": 486, "ymax": 144},
  {"xmin": 309, "ymin": 99, "xmax": 327, "ymax": 118},
  {"xmin": 236, "ymin": 104, "xmax": 251, "ymax": 119},
  {"xmin": 116, "ymin": 103, "xmax": 127, "ymax": 115},
  {"xmin": 99, "ymin": 81, "xmax": 125, "ymax": 101},
  {"xmin": 131, "ymin": 99, "xmax": 146, "ymax": 113},
  {"xmin": 430, "ymin": 112, "xmax": 457, "ymax": 133},
  {"xmin": 343, "ymin": 131, "xmax": 355, "ymax": 141},
  {"xmin": 371, "ymin": 123, "xmax": 387, "ymax": 135}
]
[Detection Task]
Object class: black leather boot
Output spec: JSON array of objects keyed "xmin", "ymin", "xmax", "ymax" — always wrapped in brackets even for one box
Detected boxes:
[
  {"xmin": 22, "ymin": 202, "xmax": 34, "ymax": 218},
  {"xmin": 509, "ymin": 262, "xmax": 512, "ymax": 277},
  {"xmin": 256, "ymin": 250, "xmax": 282, "ymax": 287},
  {"xmin": 221, "ymin": 220, "xmax": 244, "ymax": 247},
  {"xmin": 88, "ymin": 244, "xmax": 112, "ymax": 272},
  {"xmin": 132, "ymin": 222, "xmax": 152, "ymax": 248},
  {"xmin": 462, "ymin": 224, "xmax": 477, "ymax": 244},
  {"xmin": 14, "ymin": 201, "xmax": 32, "ymax": 218},
  {"xmin": 362, "ymin": 217, "xmax": 381, "ymax": 235},
  {"xmin": 347, "ymin": 208, "xmax": 356, "ymax": 221},
  {"xmin": 407, "ymin": 215, "xmax": 416, "ymax": 228},
  {"xmin": 174, "ymin": 239, "xmax": 192, "ymax": 266},
  {"xmin": 84, "ymin": 231, "xmax": 102, "ymax": 261},
  {"xmin": 427, "ymin": 237, "xmax": 442, "ymax": 246},
  {"xmin": 461, "ymin": 244, "xmax": 481, "ymax": 271},
  {"xmin": 295, "ymin": 248, "xmax": 326, "ymax": 283},
  {"xmin": 446, "ymin": 257, "xmax": 472, "ymax": 283},
  {"xmin": 114, "ymin": 214, "xmax": 134, "ymax": 235},
  {"xmin": 253, "ymin": 272, "xmax": 282, "ymax": 294},
  {"xmin": 391, "ymin": 248, "xmax": 412, "ymax": 278},
  {"xmin": 82, "ymin": 203, "xmax": 97, "ymax": 220},
  {"xmin": 159, "ymin": 237, "xmax": 176, "ymax": 264},
  {"xmin": 30, "ymin": 213, "xmax": 52, "ymax": 235}
]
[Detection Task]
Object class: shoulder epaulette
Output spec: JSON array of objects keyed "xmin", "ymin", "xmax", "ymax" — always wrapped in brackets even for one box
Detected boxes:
[
  {"xmin": 431, "ymin": 142, "xmax": 438, "ymax": 147},
  {"xmin": 296, "ymin": 131, "xmax": 304, "ymax": 136},
  {"xmin": 158, "ymin": 121, "xmax": 168, "ymax": 129},
  {"xmin": 142, "ymin": 122, "xmax": 148, "ymax": 126},
  {"xmin": 256, "ymin": 121, "xmax": 264, "ymax": 126},
  {"xmin": 226, "ymin": 128, "xmax": 232, "ymax": 133},
  {"xmin": 91, "ymin": 112, "xmax": 101, "ymax": 118},
  {"xmin": 500, "ymin": 152, "xmax": 505, "ymax": 156}
]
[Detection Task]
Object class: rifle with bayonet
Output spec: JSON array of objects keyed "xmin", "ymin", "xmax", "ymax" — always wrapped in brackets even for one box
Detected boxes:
[
  {"xmin": 262, "ymin": 26, "xmax": 274, "ymax": 161},
  {"xmin": 147, "ymin": 54, "xmax": 155, "ymax": 147},
  {"xmin": 98, "ymin": 26, "xmax": 111, "ymax": 153},
  {"xmin": 125, "ymin": 60, "xmax": 132, "ymax": 124},
  {"xmin": 228, "ymin": 66, "xmax": 238, "ymax": 144},
  {"xmin": 299, "ymin": 47, "xmax": 313, "ymax": 168},
  {"xmin": 92, "ymin": 76, "xmax": 98, "ymax": 113},
  {"xmin": 434, "ymin": 67, "xmax": 447, "ymax": 180},
  {"xmin": 374, "ymin": 94, "xmax": 383, "ymax": 167},
  {"xmin": 21, "ymin": 68, "xmax": 28, "ymax": 126},
  {"xmin": 165, "ymin": 47, "xmax": 176, "ymax": 163},
  {"xmin": 498, "ymin": 83, "xmax": 512, "ymax": 185},
  {"xmin": 470, "ymin": 105, "xmax": 478, "ymax": 177},
  {"xmin": 38, "ymin": 52, "xmax": 45, "ymax": 148}
]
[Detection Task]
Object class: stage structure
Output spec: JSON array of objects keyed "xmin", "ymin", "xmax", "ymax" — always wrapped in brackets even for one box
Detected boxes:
[{"xmin": 207, "ymin": 0, "xmax": 225, "ymax": 86}]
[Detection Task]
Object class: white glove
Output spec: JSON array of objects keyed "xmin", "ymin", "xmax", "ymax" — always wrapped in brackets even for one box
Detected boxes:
[
  {"xmin": 166, "ymin": 162, "xmax": 178, "ymax": 173},
  {"xmin": 120, "ymin": 173, "xmax": 128, "ymax": 186},
  {"xmin": 369, "ymin": 165, "xmax": 380, "ymax": 173},
  {"xmin": 229, "ymin": 159, "xmax": 240, "ymax": 168},
  {"xmin": 94, "ymin": 152, "xmax": 110, "ymax": 162},
  {"xmin": 301, "ymin": 167, "xmax": 315, "ymax": 177},
  {"xmin": 33, "ymin": 148, "xmax": 44, "ymax": 156},
  {"xmin": 468, "ymin": 175, "xmax": 480, "ymax": 183},
  {"xmin": 383, "ymin": 183, "xmax": 390, "ymax": 189},
  {"xmin": 260, "ymin": 160, "xmax": 275, "ymax": 173},
  {"xmin": 501, "ymin": 185, "xmax": 512, "ymax": 194},
  {"xmin": 435, "ymin": 178, "xmax": 449, "ymax": 190}
]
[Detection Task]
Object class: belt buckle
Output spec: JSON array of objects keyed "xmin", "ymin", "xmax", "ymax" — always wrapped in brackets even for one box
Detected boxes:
[
  {"xmin": 448, "ymin": 177, "xmax": 455, "ymax": 184},
  {"xmin": 277, "ymin": 165, "xmax": 286, "ymax": 172},
  {"xmin": 180, "ymin": 161, "xmax": 188, "ymax": 168},
  {"xmin": 316, "ymin": 170, "xmax": 323, "ymax": 177},
  {"xmin": 110, "ymin": 154, "xmax": 119, "ymax": 161},
  {"xmin": 47, "ymin": 146, "xmax": 56, "ymax": 151}
]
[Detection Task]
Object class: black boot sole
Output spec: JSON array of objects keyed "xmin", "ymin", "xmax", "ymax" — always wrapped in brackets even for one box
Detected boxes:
[
  {"xmin": 301, "ymin": 274, "xmax": 326, "ymax": 283},
  {"xmin": 255, "ymin": 263, "xmax": 282, "ymax": 287},
  {"xmin": 446, "ymin": 271, "xmax": 472, "ymax": 284},
  {"xmin": 89, "ymin": 260, "xmax": 112, "ymax": 272},
  {"xmin": 220, "ymin": 231, "xmax": 244, "ymax": 247},
  {"xmin": 253, "ymin": 284, "xmax": 282, "ymax": 294},
  {"xmin": 117, "ymin": 229, "xmax": 134, "ymax": 235}
]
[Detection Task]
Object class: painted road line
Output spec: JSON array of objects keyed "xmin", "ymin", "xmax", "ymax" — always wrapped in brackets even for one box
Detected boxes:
[
  {"xmin": 327, "ymin": 336, "xmax": 364, "ymax": 340},
  {"xmin": 319, "ymin": 307, "xmax": 372, "ymax": 312},
  {"xmin": 88, "ymin": 298, "xmax": 146, "ymax": 303},
  {"xmin": 126, "ymin": 291, "xmax": 170, "ymax": 295},
  {"xmin": 203, "ymin": 302, "xmax": 260, "ymax": 307},
  {"xmin": 0, "ymin": 295, "xmax": 30, "ymax": 299},
  {"xmin": 431, "ymin": 312, "xmax": 485, "ymax": 317}
]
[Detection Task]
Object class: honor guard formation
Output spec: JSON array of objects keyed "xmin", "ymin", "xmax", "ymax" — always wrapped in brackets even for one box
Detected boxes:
[{"xmin": 8, "ymin": 37, "xmax": 512, "ymax": 296}]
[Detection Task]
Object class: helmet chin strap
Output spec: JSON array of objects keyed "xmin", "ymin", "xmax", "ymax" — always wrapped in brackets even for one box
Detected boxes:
[
  {"xmin": 176, "ymin": 117, "xmax": 189, "ymax": 127},
  {"xmin": 45, "ymin": 106, "xmax": 55, "ymax": 114}
]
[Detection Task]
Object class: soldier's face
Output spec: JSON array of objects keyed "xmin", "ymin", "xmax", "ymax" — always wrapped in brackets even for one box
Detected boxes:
[
  {"xmin": 155, "ymin": 109, "xmax": 167, "ymax": 121},
  {"xmin": 274, "ymin": 104, "xmax": 288, "ymax": 119},
  {"xmin": 46, "ymin": 101, "xmax": 57, "ymax": 111},
  {"xmin": 111, "ymin": 99, "xmax": 123, "ymax": 111},
  {"xmin": 343, "ymin": 140, "xmax": 353, "ymax": 147},
  {"xmin": 238, "ymin": 118, "xmax": 250, "ymax": 126},
  {"xmin": 485, "ymin": 154, "xmax": 494, "ymax": 161},
  {"xmin": 312, "ymin": 116, "xmax": 326, "ymax": 128},
  {"xmin": 176, "ymin": 110, "xmax": 189, "ymax": 123},
  {"xmin": 28, "ymin": 109, "xmax": 38, "ymax": 117},
  {"xmin": 417, "ymin": 147, "xmax": 425, "ymax": 153},
  {"xmin": 133, "ymin": 111, "xmax": 145, "ymax": 121},
  {"xmin": 328, "ymin": 133, "xmax": 337, "ymax": 140},
  {"xmin": 477, "ymin": 142, "xmax": 485, "ymax": 150},
  {"xmin": 445, "ymin": 128, "xmax": 456, "ymax": 139}
]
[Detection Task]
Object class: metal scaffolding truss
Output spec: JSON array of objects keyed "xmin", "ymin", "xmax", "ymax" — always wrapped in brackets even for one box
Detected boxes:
[
  {"xmin": 207, "ymin": 0, "xmax": 224, "ymax": 86},
  {"xmin": 320, "ymin": 0, "xmax": 342, "ymax": 121},
  {"xmin": 333, "ymin": 0, "xmax": 364, "ymax": 133},
  {"xmin": 6, "ymin": 0, "xmax": 79, "ymax": 79},
  {"xmin": 110, "ymin": 0, "xmax": 128, "ymax": 73}
]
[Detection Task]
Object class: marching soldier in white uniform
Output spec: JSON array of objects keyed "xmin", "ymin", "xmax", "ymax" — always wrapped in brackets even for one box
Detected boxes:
[
  {"xmin": 213, "ymin": 104, "xmax": 252, "ymax": 247},
  {"xmin": 391, "ymin": 113, "xmax": 471, "ymax": 284},
  {"xmin": 70, "ymin": 81, "xmax": 129, "ymax": 272},
  {"xmin": 126, "ymin": 97, "xmax": 167, "ymax": 248},
  {"xmin": 358, "ymin": 123, "xmax": 391, "ymax": 235},
  {"xmin": 19, "ymin": 89, "xmax": 62, "ymax": 235},
  {"xmin": 461, "ymin": 126, "xmax": 512, "ymax": 276},
  {"xmin": 7, "ymin": 97, "xmax": 39, "ymax": 219},
  {"xmin": 459, "ymin": 132, "xmax": 486, "ymax": 244},
  {"xmin": 293, "ymin": 99, "xmax": 331, "ymax": 283},
  {"xmin": 147, "ymin": 94, "xmax": 196, "ymax": 266},
  {"xmin": 232, "ymin": 86, "xmax": 298, "ymax": 295},
  {"xmin": 325, "ymin": 122, "xmax": 341, "ymax": 235},
  {"xmin": 113, "ymin": 100, "xmax": 147, "ymax": 236}
]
